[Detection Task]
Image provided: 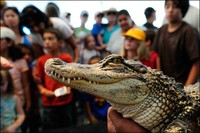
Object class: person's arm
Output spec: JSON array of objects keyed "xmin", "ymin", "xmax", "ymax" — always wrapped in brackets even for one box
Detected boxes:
[
  {"xmin": 21, "ymin": 71, "xmax": 31, "ymax": 112},
  {"xmin": 85, "ymin": 101, "xmax": 98, "ymax": 123},
  {"xmin": 3, "ymin": 95, "xmax": 25, "ymax": 132},
  {"xmin": 185, "ymin": 60, "xmax": 199, "ymax": 86},
  {"xmin": 66, "ymin": 36, "xmax": 79, "ymax": 63},
  {"xmin": 107, "ymin": 107, "xmax": 148, "ymax": 133},
  {"xmin": 97, "ymin": 34, "xmax": 106, "ymax": 51},
  {"xmin": 0, "ymin": 56, "xmax": 13, "ymax": 70},
  {"xmin": 37, "ymin": 84, "xmax": 55, "ymax": 97},
  {"xmin": 156, "ymin": 56, "xmax": 161, "ymax": 71}
]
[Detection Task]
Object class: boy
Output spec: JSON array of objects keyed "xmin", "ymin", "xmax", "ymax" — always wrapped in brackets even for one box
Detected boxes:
[
  {"xmin": 153, "ymin": 0, "xmax": 199, "ymax": 86},
  {"xmin": 36, "ymin": 28, "xmax": 73, "ymax": 132}
]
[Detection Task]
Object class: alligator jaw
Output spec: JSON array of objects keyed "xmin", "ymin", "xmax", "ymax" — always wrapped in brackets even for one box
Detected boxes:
[{"xmin": 45, "ymin": 58, "xmax": 150, "ymax": 105}]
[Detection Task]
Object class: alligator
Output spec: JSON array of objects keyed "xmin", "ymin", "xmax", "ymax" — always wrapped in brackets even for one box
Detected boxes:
[{"xmin": 45, "ymin": 54, "xmax": 200, "ymax": 132}]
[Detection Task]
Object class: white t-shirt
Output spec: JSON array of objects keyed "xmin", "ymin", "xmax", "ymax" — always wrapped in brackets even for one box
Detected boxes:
[
  {"xmin": 106, "ymin": 28, "xmax": 124, "ymax": 54},
  {"xmin": 50, "ymin": 17, "xmax": 74, "ymax": 38}
]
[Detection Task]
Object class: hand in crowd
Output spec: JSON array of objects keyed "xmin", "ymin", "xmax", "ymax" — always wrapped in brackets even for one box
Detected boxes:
[
  {"xmin": 107, "ymin": 107, "xmax": 148, "ymax": 133},
  {"xmin": 1, "ymin": 125, "xmax": 17, "ymax": 133},
  {"xmin": 41, "ymin": 89, "xmax": 55, "ymax": 97},
  {"xmin": 89, "ymin": 114, "xmax": 98, "ymax": 124},
  {"xmin": 0, "ymin": 56, "xmax": 13, "ymax": 70}
]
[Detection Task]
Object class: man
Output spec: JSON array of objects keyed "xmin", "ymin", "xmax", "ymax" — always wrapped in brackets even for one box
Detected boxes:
[
  {"xmin": 74, "ymin": 10, "xmax": 91, "ymax": 51},
  {"xmin": 106, "ymin": 9, "xmax": 135, "ymax": 54},
  {"xmin": 143, "ymin": 7, "xmax": 158, "ymax": 31}
]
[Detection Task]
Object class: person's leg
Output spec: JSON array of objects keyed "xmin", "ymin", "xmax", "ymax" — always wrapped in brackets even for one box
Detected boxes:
[
  {"xmin": 58, "ymin": 103, "xmax": 73, "ymax": 128},
  {"xmin": 42, "ymin": 106, "xmax": 59, "ymax": 132}
]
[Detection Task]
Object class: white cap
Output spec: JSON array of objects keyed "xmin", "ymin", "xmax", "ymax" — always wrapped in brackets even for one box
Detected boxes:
[
  {"xmin": 0, "ymin": 27, "xmax": 16, "ymax": 41},
  {"xmin": 80, "ymin": 10, "xmax": 89, "ymax": 17}
]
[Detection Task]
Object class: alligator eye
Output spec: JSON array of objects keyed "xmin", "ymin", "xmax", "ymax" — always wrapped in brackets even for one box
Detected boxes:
[
  {"xmin": 109, "ymin": 62, "xmax": 122, "ymax": 67},
  {"xmin": 113, "ymin": 58, "xmax": 122, "ymax": 64}
]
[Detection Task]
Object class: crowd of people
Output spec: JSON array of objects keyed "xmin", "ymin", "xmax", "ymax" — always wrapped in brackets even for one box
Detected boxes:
[{"xmin": 0, "ymin": 0, "xmax": 199, "ymax": 132}]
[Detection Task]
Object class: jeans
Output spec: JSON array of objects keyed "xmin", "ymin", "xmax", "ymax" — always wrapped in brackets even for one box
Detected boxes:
[{"xmin": 42, "ymin": 103, "xmax": 73, "ymax": 132}]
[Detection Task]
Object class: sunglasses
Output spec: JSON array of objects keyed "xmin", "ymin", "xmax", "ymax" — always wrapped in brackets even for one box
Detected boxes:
[{"xmin": 107, "ymin": 12, "xmax": 116, "ymax": 15}]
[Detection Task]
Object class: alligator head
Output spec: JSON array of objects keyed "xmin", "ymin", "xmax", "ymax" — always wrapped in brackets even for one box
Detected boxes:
[{"xmin": 45, "ymin": 54, "xmax": 186, "ymax": 131}]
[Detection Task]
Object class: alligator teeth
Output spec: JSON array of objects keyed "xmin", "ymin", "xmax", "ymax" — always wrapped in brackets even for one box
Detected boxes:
[
  {"xmin": 68, "ymin": 78, "xmax": 70, "ymax": 84},
  {"xmin": 73, "ymin": 78, "xmax": 76, "ymax": 80},
  {"xmin": 62, "ymin": 77, "xmax": 65, "ymax": 81},
  {"xmin": 78, "ymin": 77, "xmax": 81, "ymax": 80},
  {"xmin": 51, "ymin": 71, "xmax": 54, "ymax": 75},
  {"xmin": 89, "ymin": 81, "xmax": 91, "ymax": 84}
]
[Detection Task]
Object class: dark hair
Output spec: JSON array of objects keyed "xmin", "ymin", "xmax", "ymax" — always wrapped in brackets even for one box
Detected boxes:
[
  {"xmin": 0, "ymin": 70, "xmax": 14, "ymax": 94},
  {"xmin": 144, "ymin": 7, "xmax": 155, "ymax": 19},
  {"xmin": 3, "ymin": 6, "xmax": 25, "ymax": 36},
  {"xmin": 20, "ymin": 5, "xmax": 50, "ymax": 30},
  {"xmin": 145, "ymin": 29, "xmax": 156, "ymax": 50},
  {"xmin": 117, "ymin": 9, "xmax": 131, "ymax": 18},
  {"xmin": 43, "ymin": 28, "xmax": 63, "ymax": 41},
  {"xmin": 45, "ymin": 2, "xmax": 60, "ymax": 17},
  {"xmin": 4, "ymin": 38, "xmax": 24, "ymax": 61},
  {"xmin": 145, "ymin": 29, "xmax": 155, "ymax": 43},
  {"xmin": 18, "ymin": 43, "xmax": 35, "ymax": 60},
  {"xmin": 165, "ymin": 0, "xmax": 189, "ymax": 18},
  {"xmin": 117, "ymin": 9, "xmax": 135, "ymax": 25}
]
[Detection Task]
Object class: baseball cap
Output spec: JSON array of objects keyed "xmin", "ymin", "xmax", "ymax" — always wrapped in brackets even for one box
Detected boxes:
[
  {"xmin": 0, "ymin": 27, "xmax": 16, "ymax": 41},
  {"xmin": 80, "ymin": 10, "xmax": 89, "ymax": 17},
  {"xmin": 123, "ymin": 27, "xmax": 146, "ymax": 42},
  {"xmin": 95, "ymin": 11, "xmax": 104, "ymax": 17}
]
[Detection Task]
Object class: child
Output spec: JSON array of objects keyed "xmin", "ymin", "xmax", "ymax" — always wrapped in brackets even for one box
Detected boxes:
[
  {"xmin": 79, "ymin": 35, "xmax": 100, "ymax": 64},
  {"xmin": 91, "ymin": 11, "xmax": 107, "ymax": 53},
  {"xmin": 121, "ymin": 27, "xmax": 151, "ymax": 68},
  {"xmin": 18, "ymin": 44, "xmax": 41, "ymax": 133},
  {"xmin": 36, "ymin": 28, "xmax": 73, "ymax": 132},
  {"xmin": 0, "ymin": 27, "xmax": 31, "ymax": 114},
  {"xmin": 0, "ymin": 70, "xmax": 25, "ymax": 133},
  {"xmin": 153, "ymin": 0, "xmax": 199, "ymax": 85},
  {"xmin": 83, "ymin": 56, "xmax": 111, "ymax": 124},
  {"xmin": 145, "ymin": 30, "xmax": 160, "ymax": 70}
]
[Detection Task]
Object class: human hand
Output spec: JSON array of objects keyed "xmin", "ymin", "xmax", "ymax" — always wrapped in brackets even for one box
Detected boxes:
[
  {"xmin": 107, "ymin": 107, "xmax": 148, "ymax": 133},
  {"xmin": 89, "ymin": 114, "xmax": 98, "ymax": 124},
  {"xmin": 0, "ymin": 56, "xmax": 13, "ymax": 70},
  {"xmin": 32, "ymin": 66, "xmax": 41, "ymax": 83},
  {"xmin": 41, "ymin": 89, "xmax": 55, "ymax": 97},
  {"xmin": 1, "ymin": 125, "xmax": 17, "ymax": 133}
]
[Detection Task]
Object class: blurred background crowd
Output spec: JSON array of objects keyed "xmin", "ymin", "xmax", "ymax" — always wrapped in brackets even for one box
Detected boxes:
[{"xmin": 0, "ymin": 0, "xmax": 199, "ymax": 133}]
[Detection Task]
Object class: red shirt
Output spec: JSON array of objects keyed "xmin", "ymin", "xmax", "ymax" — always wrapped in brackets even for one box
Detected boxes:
[
  {"xmin": 37, "ymin": 53, "xmax": 73, "ymax": 106},
  {"xmin": 141, "ymin": 51, "xmax": 158, "ymax": 69}
]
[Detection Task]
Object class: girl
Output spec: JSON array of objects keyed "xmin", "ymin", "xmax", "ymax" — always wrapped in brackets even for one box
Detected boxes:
[
  {"xmin": 3, "ymin": 6, "xmax": 32, "ymax": 46},
  {"xmin": 3, "ymin": 6, "xmax": 44, "ymax": 59},
  {"xmin": 0, "ymin": 27, "xmax": 31, "ymax": 113},
  {"xmin": 0, "ymin": 70, "xmax": 25, "ymax": 133},
  {"xmin": 79, "ymin": 35, "xmax": 100, "ymax": 64},
  {"xmin": 121, "ymin": 27, "xmax": 151, "ymax": 68}
]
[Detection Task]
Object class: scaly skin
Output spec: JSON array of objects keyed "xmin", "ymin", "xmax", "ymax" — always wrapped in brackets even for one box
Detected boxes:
[{"xmin": 45, "ymin": 54, "xmax": 200, "ymax": 132}]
